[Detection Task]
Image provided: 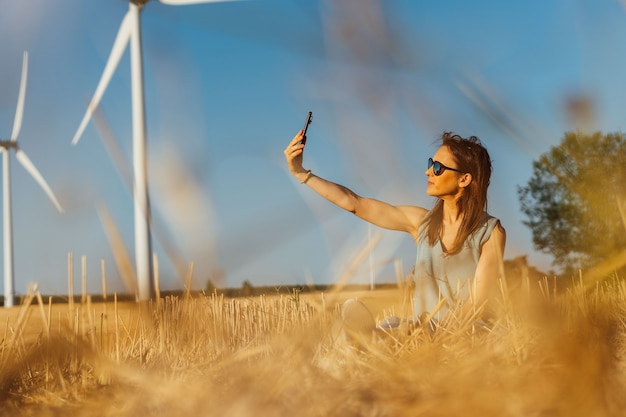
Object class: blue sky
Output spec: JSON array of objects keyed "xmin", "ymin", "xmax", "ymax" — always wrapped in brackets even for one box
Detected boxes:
[{"xmin": 1, "ymin": 0, "xmax": 626, "ymax": 297}]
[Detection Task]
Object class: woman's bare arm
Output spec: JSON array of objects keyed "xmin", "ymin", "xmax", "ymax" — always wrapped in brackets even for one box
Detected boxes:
[{"xmin": 465, "ymin": 222, "xmax": 507, "ymax": 316}]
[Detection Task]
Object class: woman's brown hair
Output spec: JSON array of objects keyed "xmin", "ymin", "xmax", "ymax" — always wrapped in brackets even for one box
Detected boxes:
[{"xmin": 422, "ymin": 132, "xmax": 492, "ymax": 254}]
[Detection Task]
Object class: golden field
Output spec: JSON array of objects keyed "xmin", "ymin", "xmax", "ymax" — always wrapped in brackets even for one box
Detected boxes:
[{"xmin": 0, "ymin": 279, "xmax": 624, "ymax": 417}]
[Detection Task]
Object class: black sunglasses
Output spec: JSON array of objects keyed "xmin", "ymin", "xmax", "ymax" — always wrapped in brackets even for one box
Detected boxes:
[{"xmin": 428, "ymin": 158, "xmax": 464, "ymax": 176}]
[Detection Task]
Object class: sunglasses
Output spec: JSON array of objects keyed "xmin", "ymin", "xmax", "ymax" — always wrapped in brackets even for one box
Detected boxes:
[{"xmin": 428, "ymin": 158, "xmax": 464, "ymax": 176}]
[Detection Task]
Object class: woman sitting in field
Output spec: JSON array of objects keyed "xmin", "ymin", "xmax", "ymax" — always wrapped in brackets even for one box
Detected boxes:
[{"xmin": 283, "ymin": 129, "xmax": 506, "ymax": 329}]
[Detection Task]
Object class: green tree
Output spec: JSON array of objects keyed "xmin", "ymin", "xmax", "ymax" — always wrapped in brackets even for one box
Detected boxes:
[{"xmin": 518, "ymin": 131, "xmax": 626, "ymax": 272}]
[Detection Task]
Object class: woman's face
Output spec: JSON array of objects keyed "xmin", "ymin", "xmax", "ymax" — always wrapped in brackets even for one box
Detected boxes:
[{"xmin": 425, "ymin": 146, "xmax": 466, "ymax": 199}]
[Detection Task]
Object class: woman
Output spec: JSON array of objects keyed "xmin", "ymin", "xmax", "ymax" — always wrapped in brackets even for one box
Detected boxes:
[{"xmin": 283, "ymin": 129, "xmax": 506, "ymax": 326}]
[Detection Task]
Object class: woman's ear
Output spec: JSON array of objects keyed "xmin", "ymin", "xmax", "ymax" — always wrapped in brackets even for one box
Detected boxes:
[{"xmin": 459, "ymin": 173, "xmax": 473, "ymax": 188}]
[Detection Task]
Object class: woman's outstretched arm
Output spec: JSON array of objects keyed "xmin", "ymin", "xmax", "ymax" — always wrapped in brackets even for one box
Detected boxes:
[{"xmin": 284, "ymin": 130, "xmax": 427, "ymax": 239}]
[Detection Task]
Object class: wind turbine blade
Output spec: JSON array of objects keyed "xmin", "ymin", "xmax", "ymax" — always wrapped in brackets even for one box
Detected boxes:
[
  {"xmin": 14, "ymin": 149, "xmax": 64, "ymax": 213},
  {"xmin": 11, "ymin": 51, "xmax": 28, "ymax": 141},
  {"xmin": 159, "ymin": 0, "xmax": 241, "ymax": 5},
  {"xmin": 92, "ymin": 107, "xmax": 133, "ymax": 190},
  {"xmin": 72, "ymin": 11, "xmax": 133, "ymax": 145}
]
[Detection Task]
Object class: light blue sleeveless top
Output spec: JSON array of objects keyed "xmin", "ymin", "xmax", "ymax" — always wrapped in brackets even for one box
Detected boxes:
[{"xmin": 413, "ymin": 213, "xmax": 500, "ymax": 317}]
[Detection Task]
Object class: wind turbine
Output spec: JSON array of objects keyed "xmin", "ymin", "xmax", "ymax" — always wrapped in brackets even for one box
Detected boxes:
[
  {"xmin": 72, "ymin": 0, "xmax": 239, "ymax": 301},
  {"xmin": 1, "ymin": 51, "xmax": 64, "ymax": 307}
]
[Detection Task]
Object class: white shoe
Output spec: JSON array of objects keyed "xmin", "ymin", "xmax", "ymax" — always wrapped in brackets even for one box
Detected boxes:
[{"xmin": 378, "ymin": 316, "xmax": 401, "ymax": 331}]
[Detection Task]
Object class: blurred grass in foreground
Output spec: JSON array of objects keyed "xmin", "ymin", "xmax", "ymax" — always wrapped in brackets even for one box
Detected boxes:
[{"xmin": 0, "ymin": 277, "xmax": 624, "ymax": 417}]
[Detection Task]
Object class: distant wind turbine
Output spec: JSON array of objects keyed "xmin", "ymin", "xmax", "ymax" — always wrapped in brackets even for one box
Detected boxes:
[
  {"xmin": 71, "ymin": 0, "xmax": 240, "ymax": 301},
  {"xmin": 1, "ymin": 51, "xmax": 64, "ymax": 307}
]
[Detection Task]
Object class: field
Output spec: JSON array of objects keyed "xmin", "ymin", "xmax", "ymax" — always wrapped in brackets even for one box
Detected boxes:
[{"xmin": 0, "ymin": 278, "xmax": 625, "ymax": 416}]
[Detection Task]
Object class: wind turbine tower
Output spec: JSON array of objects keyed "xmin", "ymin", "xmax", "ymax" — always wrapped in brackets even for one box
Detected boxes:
[
  {"xmin": 1, "ymin": 51, "xmax": 64, "ymax": 307},
  {"xmin": 72, "ymin": 0, "xmax": 239, "ymax": 301}
]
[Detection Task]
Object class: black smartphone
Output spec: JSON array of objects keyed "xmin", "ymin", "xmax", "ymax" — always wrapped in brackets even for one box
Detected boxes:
[{"xmin": 301, "ymin": 111, "xmax": 312, "ymax": 145}]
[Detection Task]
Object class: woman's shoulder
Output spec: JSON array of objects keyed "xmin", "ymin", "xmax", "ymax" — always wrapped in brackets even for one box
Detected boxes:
[
  {"xmin": 483, "ymin": 212, "xmax": 504, "ymax": 231},
  {"xmin": 470, "ymin": 212, "xmax": 504, "ymax": 243},
  {"xmin": 396, "ymin": 205, "xmax": 429, "ymax": 240},
  {"xmin": 398, "ymin": 205, "xmax": 429, "ymax": 220},
  {"xmin": 405, "ymin": 205, "xmax": 429, "ymax": 229}
]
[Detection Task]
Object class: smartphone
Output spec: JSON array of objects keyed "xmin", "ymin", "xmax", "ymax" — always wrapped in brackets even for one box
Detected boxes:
[{"xmin": 300, "ymin": 111, "xmax": 312, "ymax": 145}]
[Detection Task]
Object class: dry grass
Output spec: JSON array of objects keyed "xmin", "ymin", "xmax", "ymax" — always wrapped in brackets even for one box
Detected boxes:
[{"xmin": 0, "ymin": 278, "xmax": 625, "ymax": 417}]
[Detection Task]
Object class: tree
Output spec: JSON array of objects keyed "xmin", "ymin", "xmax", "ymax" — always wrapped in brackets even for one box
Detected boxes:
[
  {"xmin": 241, "ymin": 280, "xmax": 254, "ymax": 297},
  {"xmin": 205, "ymin": 279, "xmax": 217, "ymax": 294},
  {"xmin": 518, "ymin": 131, "xmax": 626, "ymax": 272}
]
